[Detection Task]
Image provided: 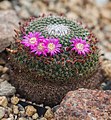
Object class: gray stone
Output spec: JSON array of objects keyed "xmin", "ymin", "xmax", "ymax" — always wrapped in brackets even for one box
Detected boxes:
[
  {"xmin": 0, "ymin": 10, "xmax": 19, "ymax": 52},
  {"xmin": 0, "ymin": 81, "xmax": 16, "ymax": 96}
]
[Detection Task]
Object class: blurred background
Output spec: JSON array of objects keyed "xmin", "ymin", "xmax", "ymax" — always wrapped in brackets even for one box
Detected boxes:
[{"xmin": 0, "ymin": 0, "xmax": 111, "ymax": 59}]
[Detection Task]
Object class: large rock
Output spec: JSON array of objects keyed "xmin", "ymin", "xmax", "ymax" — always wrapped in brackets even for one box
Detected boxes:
[
  {"xmin": 55, "ymin": 88, "xmax": 111, "ymax": 120},
  {"xmin": 0, "ymin": 10, "xmax": 19, "ymax": 52},
  {"xmin": 0, "ymin": 81, "xmax": 16, "ymax": 96}
]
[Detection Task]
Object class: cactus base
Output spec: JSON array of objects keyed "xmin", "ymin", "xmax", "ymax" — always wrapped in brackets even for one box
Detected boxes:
[{"xmin": 9, "ymin": 62, "xmax": 103, "ymax": 106}]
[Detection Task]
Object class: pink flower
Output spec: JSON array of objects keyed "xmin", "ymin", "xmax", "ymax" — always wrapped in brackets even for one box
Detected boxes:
[
  {"xmin": 45, "ymin": 38, "xmax": 62, "ymax": 56},
  {"xmin": 21, "ymin": 32, "xmax": 44, "ymax": 48},
  {"xmin": 70, "ymin": 37, "xmax": 90, "ymax": 55},
  {"xmin": 21, "ymin": 32, "xmax": 62, "ymax": 56},
  {"xmin": 31, "ymin": 39, "xmax": 47, "ymax": 56}
]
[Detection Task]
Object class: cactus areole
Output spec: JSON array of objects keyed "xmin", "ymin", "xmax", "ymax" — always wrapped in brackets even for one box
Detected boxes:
[{"xmin": 9, "ymin": 15, "xmax": 102, "ymax": 105}]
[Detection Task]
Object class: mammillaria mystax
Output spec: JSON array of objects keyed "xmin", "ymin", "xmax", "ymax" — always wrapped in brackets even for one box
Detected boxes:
[{"xmin": 8, "ymin": 15, "xmax": 103, "ymax": 105}]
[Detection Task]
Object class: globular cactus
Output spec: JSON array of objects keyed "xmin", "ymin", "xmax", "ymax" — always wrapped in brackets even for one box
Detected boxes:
[{"xmin": 8, "ymin": 15, "xmax": 103, "ymax": 106}]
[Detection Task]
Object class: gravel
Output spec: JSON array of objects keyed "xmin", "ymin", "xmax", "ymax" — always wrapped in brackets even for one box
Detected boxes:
[
  {"xmin": 0, "ymin": 0, "xmax": 111, "ymax": 119},
  {"xmin": 0, "ymin": 96, "xmax": 54, "ymax": 120}
]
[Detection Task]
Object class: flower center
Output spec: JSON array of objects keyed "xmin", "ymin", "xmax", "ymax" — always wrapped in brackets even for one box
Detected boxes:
[
  {"xmin": 76, "ymin": 43, "xmax": 84, "ymax": 50},
  {"xmin": 37, "ymin": 43, "xmax": 44, "ymax": 50},
  {"xmin": 48, "ymin": 43, "xmax": 55, "ymax": 51},
  {"xmin": 29, "ymin": 37, "xmax": 36, "ymax": 44}
]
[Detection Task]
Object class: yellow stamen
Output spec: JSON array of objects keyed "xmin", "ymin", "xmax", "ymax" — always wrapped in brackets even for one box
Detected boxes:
[
  {"xmin": 38, "ymin": 43, "xmax": 44, "ymax": 50},
  {"xmin": 76, "ymin": 43, "xmax": 84, "ymax": 50},
  {"xmin": 48, "ymin": 43, "xmax": 55, "ymax": 51},
  {"xmin": 29, "ymin": 37, "xmax": 36, "ymax": 44}
]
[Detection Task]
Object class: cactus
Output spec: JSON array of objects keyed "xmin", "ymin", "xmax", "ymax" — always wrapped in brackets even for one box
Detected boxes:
[{"xmin": 9, "ymin": 15, "xmax": 103, "ymax": 105}]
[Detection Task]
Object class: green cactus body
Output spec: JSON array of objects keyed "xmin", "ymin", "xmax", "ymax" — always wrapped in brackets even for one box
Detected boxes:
[
  {"xmin": 9, "ymin": 15, "xmax": 102, "ymax": 105},
  {"xmin": 11, "ymin": 15, "xmax": 99, "ymax": 83}
]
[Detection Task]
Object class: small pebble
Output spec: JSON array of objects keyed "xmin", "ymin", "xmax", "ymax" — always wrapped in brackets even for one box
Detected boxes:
[
  {"xmin": 1, "ymin": 118, "xmax": 7, "ymax": 120},
  {"xmin": 13, "ymin": 105, "xmax": 19, "ymax": 114},
  {"xmin": 18, "ymin": 104, "xmax": 25, "ymax": 111},
  {"xmin": 1, "ymin": 74, "xmax": 10, "ymax": 81},
  {"xmin": 15, "ymin": 115, "xmax": 18, "ymax": 119},
  {"xmin": 28, "ymin": 117, "xmax": 33, "ymax": 120},
  {"xmin": 7, "ymin": 107, "xmax": 13, "ymax": 115},
  {"xmin": 1, "ymin": 118, "xmax": 12, "ymax": 120},
  {"xmin": 0, "ymin": 0, "xmax": 12, "ymax": 10},
  {"xmin": 3, "ymin": 113, "xmax": 9, "ymax": 118},
  {"xmin": 0, "ymin": 96, "xmax": 8, "ymax": 107},
  {"xmin": 9, "ymin": 113, "xmax": 14, "ymax": 119},
  {"xmin": 39, "ymin": 117, "xmax": 47, "ymax": 120},
  {"xmin": 7, "ymin": 118, "xmax": 13, "ymax": 120},
  {"xmin": 32, "ymin": 113, "xmax": 39, "ymax": 119},
  {"xmin": 25, "ymin": 105, "xmax": 37, "ymax": 117},
  {"xmin": 44, "ymin": 108, "xmax": 54, "ymax": 120},
  {"xmin": 18, "ymin": 117, "xmax": 27, "ymax": 120},
  {"xmin": 11, "ymin": 96, "xmax": 19, "ymax": 105}
]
